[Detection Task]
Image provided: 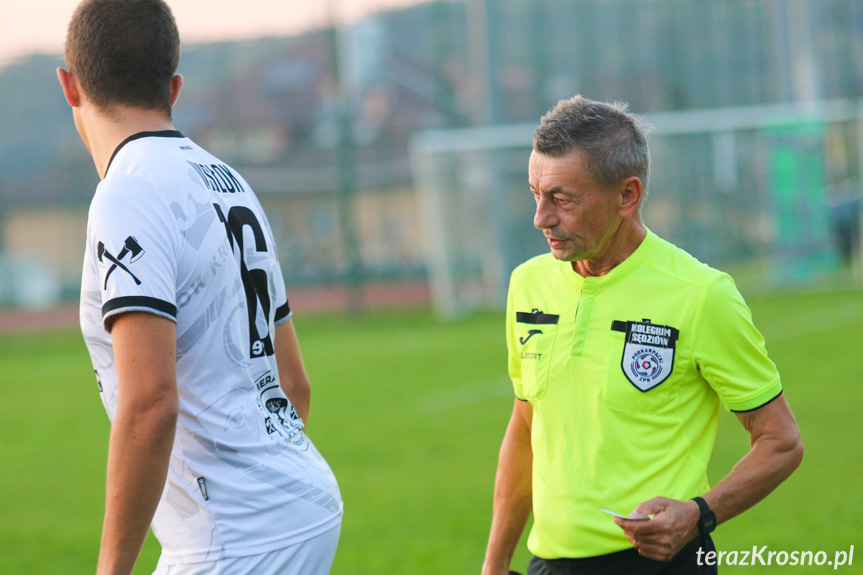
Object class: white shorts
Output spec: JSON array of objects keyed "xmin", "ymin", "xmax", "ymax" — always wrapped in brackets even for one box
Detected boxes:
[{"xmin": 152, "ymin": 525, "xmax": 341, "ymax": 575}]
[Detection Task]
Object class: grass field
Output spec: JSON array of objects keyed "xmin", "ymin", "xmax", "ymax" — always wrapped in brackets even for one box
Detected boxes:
[{"xmin": 1, "ymin": 287, "xmax": 861, "ymax": 574}]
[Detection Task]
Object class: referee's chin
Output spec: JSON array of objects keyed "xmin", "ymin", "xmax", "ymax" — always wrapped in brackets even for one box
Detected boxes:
[
  {"xmin": 546, "ymin": 245, "xmax": 566, "ymax": 260},
  {"xmin": 548, "ymin": 247, "xmax": 578, "ymax": 262}
]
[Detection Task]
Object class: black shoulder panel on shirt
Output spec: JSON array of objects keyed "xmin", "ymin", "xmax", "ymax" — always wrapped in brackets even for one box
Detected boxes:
[
  {"xmin": 275, "ymin": 301, "xmax": 292, "ymax": 323},
  {"xmin": 101, "ymin": 296, "xmax": 177, "ymax": 320}
]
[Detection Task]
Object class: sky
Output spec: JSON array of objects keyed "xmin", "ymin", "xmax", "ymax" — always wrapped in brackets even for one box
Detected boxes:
[{"xmin": 0, "ymin": 0, "xmax": 428, "ymax": 68}]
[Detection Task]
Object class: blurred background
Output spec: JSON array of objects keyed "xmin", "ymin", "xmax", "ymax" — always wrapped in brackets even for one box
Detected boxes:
[
  {"xmin": 1, "ymin": 1, "xmax": 861, "ymax": 574},
  {"xmin": 0, "ymin": 0, "xmax": 861, "ymax": 316}
]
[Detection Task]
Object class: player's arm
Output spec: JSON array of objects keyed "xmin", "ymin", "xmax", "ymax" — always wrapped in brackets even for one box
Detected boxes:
[
  {"xmin": 275, "ymin": 319, "xmax": 311, "ymax": 425},
  {"xmin": 482, "ymin": 399, "xmax": 533, "ymax": 575},
  {"xmin": 615, "ymin": 395, "xmax": 803, "ymax": 561},
  {"xmin": 98, "ymin": 312, "xmax": 178, "ymax": 575}
]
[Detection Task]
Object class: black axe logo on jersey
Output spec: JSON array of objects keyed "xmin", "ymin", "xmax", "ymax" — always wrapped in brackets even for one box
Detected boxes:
[{"xmin": 98, "ymin": 236, "xmax": 145, "ymax": 289}]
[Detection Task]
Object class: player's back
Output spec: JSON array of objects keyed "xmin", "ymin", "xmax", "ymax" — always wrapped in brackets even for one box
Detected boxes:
[{"xmin": 80, "ymin": 131, "xmax": 343, "ymax": 564}]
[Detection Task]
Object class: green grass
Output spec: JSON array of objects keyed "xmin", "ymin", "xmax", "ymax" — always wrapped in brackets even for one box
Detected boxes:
[{"xmin": 1, "ymin": 289, "xmax": 861, "ymax": 574}]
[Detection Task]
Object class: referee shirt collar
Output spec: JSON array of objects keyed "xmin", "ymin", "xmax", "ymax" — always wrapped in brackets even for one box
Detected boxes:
[{"xmin": 562, "ymin": 228, "xmax": 659, "ymax": 291}]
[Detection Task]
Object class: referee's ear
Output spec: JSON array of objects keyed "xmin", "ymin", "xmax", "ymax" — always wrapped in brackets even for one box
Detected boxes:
[
  {"xmin": 57, "ymin": 67, "xmax": 81, "ymax": 108},
  {"xmin": 619, "ymin": 176, "xmax": 643, "ymax": 218},
  {"xmin": 169, "ymin": 74, "xmax": 184, "ymax": 110}
]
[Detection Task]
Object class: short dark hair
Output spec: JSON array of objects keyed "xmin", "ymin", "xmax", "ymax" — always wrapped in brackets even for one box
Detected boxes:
[
  {"xmin": 65, "ymin": 0, "xmax": 180, "ymax": 116},
  {"xmin": 534, "ymin": 95, "xmax": 651, "ymax": 194}
]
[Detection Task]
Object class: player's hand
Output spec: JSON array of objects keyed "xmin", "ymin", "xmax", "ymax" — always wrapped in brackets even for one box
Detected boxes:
[{"xmin": 612, "ymin": 497, "xmax": 700, "ymax": 561}]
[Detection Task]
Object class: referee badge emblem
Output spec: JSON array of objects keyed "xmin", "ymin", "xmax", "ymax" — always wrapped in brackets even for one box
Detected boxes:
[{"xmin": 614, "ymin": 319, "xmax": 679, "ymax": 392}]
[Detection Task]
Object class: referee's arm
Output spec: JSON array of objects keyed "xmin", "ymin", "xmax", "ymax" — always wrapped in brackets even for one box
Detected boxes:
[
  {"xmin": 706, "ymin": 394, "xmax": 803, "ymax": 524},
  {"xmin": 616, "ymin": 394, "xmax": 803, "ymax": 561},
  {"xmin": 482, "ymin": 399, "xmax": 533, "ymax": 575}
]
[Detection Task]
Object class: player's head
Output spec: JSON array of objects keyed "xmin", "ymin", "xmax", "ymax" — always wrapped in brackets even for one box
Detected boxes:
[
  {"xmin": 533, "ymin": 95, "xmax": 651, "ymax": 196},
  {"xmin": 64, "ymin": 0, "xmax": 181, "ymax": 117}
]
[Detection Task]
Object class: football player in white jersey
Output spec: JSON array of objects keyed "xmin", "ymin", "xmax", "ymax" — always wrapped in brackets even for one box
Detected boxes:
[{"xmin": 56, "ymin": 2, "xmax": 343, "ymax": 574}]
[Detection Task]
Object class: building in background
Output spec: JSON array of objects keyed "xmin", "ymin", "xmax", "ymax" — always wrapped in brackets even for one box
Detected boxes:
[{"xmin": 1, "ymin": 0, "xmax": 861, "ymax": 310}]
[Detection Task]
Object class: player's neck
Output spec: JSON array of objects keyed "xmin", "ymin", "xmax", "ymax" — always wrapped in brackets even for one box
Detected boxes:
[
  {"xmin": 83, "ymin": 106, "xmax": 177, "ymax": 180},
  {"xmin": 572, "ymin": 218, "xmax": 647, "ymax": 278}
]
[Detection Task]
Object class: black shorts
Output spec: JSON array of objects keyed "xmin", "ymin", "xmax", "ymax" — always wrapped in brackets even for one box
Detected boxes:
[{"xmin": 525, "ymin": 536, "xmax": 718, "ymax": 575}]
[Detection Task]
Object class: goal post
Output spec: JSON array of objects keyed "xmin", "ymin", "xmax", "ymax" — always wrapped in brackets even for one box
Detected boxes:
[{"xmin": 411, "ymin": 124, "xmax": 538, "ymax": 318}]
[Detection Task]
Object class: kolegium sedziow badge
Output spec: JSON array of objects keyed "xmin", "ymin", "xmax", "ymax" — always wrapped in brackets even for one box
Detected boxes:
[{"xmin": 619, "ymin": 319, "xmax": 679, "ymax": 392}]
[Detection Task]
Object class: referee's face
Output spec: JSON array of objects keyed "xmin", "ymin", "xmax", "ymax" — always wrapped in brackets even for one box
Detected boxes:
[{"xmin": 529, "ymin": 149, "xmax": 625, "ymax": 263}]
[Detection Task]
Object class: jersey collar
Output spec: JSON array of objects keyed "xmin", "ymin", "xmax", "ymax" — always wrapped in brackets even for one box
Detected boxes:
[
  {"xmin": 561, "ymin": 228, "xmax": 660, "ymax": 290},
  {"xmin": 105, "ymin": 130, "xmax": 185, "ymax": 176}
]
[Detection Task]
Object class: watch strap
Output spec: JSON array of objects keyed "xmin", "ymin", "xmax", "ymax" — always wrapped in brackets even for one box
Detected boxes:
[{"xmin": 691, "ymin": 496, "xmax": 717, "ymax": 536}]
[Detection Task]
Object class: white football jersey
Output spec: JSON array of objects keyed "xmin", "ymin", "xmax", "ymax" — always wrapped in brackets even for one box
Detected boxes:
[{"xmin": 80, "ymin": 131, "xmax": 342, "ymax": 564}]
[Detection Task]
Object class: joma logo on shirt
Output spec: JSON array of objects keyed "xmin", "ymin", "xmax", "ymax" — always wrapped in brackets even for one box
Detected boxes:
[{"xmin": 519, "ymin": 329, "xmax": 543, "ymax": 344}]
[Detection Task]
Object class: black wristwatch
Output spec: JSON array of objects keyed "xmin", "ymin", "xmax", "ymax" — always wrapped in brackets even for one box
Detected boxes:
[{"xmin": 691, "ymin": 496, "xmax": 717, "ymax": 538}]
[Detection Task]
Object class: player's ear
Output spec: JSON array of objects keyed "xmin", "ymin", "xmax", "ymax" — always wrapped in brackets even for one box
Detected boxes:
[
  {"xmin": 619, "ymin": 176, "xmax": 643, "ymax": 218},
  {"xmin": 169, "ymin": 74, "xmax": 183, "ymax": 108},
  {"xmin": 57, "ymin": 67, "xmax": 81, "ymax": 108}
]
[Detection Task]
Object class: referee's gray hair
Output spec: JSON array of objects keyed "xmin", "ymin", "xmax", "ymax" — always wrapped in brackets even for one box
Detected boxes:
[{"xmin": 533, "ymin": 95, "xmax": 652, "ymax": 195}]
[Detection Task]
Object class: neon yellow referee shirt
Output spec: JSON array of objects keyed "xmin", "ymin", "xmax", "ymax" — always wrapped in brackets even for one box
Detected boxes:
[{"xmin": 507, "ymin": 229, "xmax": 782, "ymax": 559}]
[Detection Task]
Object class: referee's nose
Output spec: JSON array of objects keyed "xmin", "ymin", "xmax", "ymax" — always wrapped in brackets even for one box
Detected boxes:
[{"xmin": 534, "ymin": 195, "xmax": 558, "ymax": 230}]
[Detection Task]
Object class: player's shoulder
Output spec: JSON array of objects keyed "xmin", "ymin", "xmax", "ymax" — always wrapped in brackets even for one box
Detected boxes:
[
  {"xmin": 97, "ymin": 134, "xmax": 215, "ymax": 207},
  {"xmin": 101, "ymin": 136, "xmax": 185, "ymax": 192},
  {"xmin": 92, "ymin": 172, "xmax": 166, "ymax": 215}
]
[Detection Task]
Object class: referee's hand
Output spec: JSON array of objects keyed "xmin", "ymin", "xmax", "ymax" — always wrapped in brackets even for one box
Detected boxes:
[{"xmin": 612, "ymin": 497, "xmax": 701, "ymax": 562}]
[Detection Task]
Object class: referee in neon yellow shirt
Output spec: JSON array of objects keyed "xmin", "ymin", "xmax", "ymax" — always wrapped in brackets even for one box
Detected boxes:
[{"xmin": 481, "ymin": 96, "xmax": 804, "ymax": 575}]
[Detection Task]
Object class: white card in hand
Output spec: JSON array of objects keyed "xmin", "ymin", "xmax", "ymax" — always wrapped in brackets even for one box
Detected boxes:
[{"xmin": 599, "ymin": 508, "xmax": 652, "ymax": 521}]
